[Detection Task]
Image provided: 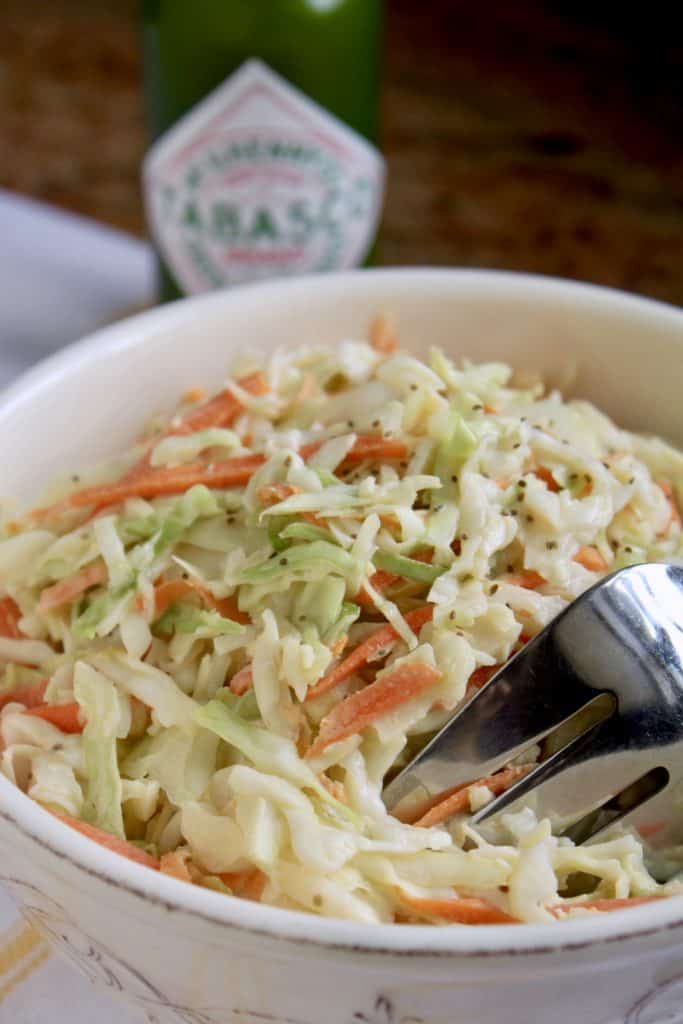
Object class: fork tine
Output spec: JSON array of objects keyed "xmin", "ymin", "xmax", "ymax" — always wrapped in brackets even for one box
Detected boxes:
[
  {"xmin": 384, "ymin": 630, "xmax": 598, "ymax": 813},
  {"xmin": 471, "ymin": 715, "xmax": 673, "ymax": 841}
]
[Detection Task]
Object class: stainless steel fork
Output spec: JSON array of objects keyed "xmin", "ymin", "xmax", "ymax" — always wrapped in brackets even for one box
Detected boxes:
[{"xmin": 384, "ymin": 563, "xmax": 683, "ymax": 853}]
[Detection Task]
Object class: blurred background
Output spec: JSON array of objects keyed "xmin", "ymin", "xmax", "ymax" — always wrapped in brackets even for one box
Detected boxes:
[{"xmin": 0, "ymin": 0, "xmax": 682, "ymax": 381}]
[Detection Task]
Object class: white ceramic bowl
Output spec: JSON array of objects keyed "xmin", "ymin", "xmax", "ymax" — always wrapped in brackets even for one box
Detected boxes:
[{"xmin": 2, "ymin": 270, "xmax": 683, "ymax": 1024}]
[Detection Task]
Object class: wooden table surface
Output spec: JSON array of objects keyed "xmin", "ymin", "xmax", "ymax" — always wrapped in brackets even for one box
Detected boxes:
[{"xmin": 2, "ymin": 0, "xmax": 682, "ymax": 304}]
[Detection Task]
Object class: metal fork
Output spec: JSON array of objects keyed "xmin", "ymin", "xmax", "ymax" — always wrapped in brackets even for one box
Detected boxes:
[{"xmin": 384, "ymin": 563, "xmax": 683, "ymax": 853}]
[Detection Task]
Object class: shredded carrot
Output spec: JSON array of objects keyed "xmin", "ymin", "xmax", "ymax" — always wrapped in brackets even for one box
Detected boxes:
[
  {"xmin": 0, "ymin": 596, "xmax": 22, "ymax": 638},
  {"xmin": 305, "ymin": 604, "xmax": 435, "ymax": 702},
  {"xmin": 182, "ymin": 386, "xmax": 206, "ymax": 404},
  {"xmin": 369, "ymin": 313, "xmax": 398, "ymax": 354},
  {"xmin": 213, "ymin": 594, "xmax": 251, "ymax": 625},
  {"xmin": 550, "ymin": 895, "xmax": 663, "ymax": 917},
  {"xmin": 327, "ymin": 435, "xmax": 408, "ymax": 465},
  {"xmin": 355, "ymin": 570, "xmax": 399, "ymax": 607},
  {"xmin": 119, "ymin": 372, "xmax": 268, "ymax": 485},
  {"xmin": 396, "ymin": 765, "xmax": 532, "ymax": 828},
  {"xmin": 467, "ymin": 664, "xmax": 501, "ymax": 692},
  {"xmin": 35, "ymin": 435, "xmax": 408, "ymax": 520},
  {"xmin": 657, "ymin": 480, "xmax": 682, "ymax": 535},
  {"xmin": 306, "ymin": 662, "xmax": 442, "ymax": 760},
  {"xmin": 397, "ymin": 890, "xmax": 518, "ymax": 925},
  {"xmin": 160, "ymin": 850, "xmax": 193, "ymax": 884},
  {"xmin": 219, "ymin": 868, "xmax": 267, "ymax": 901},
  {"xmin": 505, "ymin": 570, "xmax": 546, "ymax": 590},
  {"xmin": 573, "ymin": 545, "xmax": 608, "ymax": 573},
  {"xmin": 38, "ymin": 561, "xmax": 108, "ymax": 613},
  {"xmin": 26, "ymin": 702, "xmax": 83, "ymax": 734},
  {"xmin": 534, "ymin": 466, "xmax": 561, "ymax": 493},
  {"xmin": 152, "ymin": 578, "xmax": 250, "ymax": 625},
  {"xmin": 330, "ymin": 634, "xmax": 349, "ymax": 658},
  {"xmin": 176, "ymin": 372, "xmax": 268, "ymax": 434},
  {"xmin": 229, "ymin": 664, "xmax": 253, "ymax": 696},
  {"xmin": 258, "ymin": 483, "xmax": 300, "ymax": 506},
  {"xmin": 0, "ymin": 678, "xmax": 48, "ymax": 713},
  {"xmin": 637, "ymin": 821, "xmax": 666, "ymax": 840},
  {"xmin": 51, "ymin": 811, "xmax": 160, "ymax": 869}
]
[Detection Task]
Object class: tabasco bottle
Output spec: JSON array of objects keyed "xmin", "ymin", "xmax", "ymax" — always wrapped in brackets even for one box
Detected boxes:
[{"xmin": 141, "ymin": 0, "xmax": 385, "ymax": 300}]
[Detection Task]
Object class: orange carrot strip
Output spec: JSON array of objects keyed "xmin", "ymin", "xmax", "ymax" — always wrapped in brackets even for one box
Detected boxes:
[
  {"xmin": 258, "ymin": 483, "xmax": 300, "ymax": 506},
  {"xmin": 306, "ymin": 662, "xmax": 442, "ymax": 759},
  {"xmin": 229, "ymin": 665, "xmax": 253, "ymax": 696},
  {"xmin": 35, "ymin": 435, "xmax": 409, "ymax": 519},
  {"xmin": 398, "ymin": 765, "xmax": 532, "ymax": 828},
  {"xmin": 370, "ymin": 314, "xmax": 398, "ymax": 354},
  {"xmin": 330, "ymin": 435, "xmax": 408, "ymax": 464},
  {"xmin": 550, "ymin": 895, "xmax": 663, "ymax": 918},
  {"xmin": 467, "ymin": 664, "xmax": 501, "ymax": 692},
  {"xmin": 305, "ymin": 604, "xmax": 435, "ymax": 702},
  {"xmin": 356, "ymin": 570, "xmax": 400, "ymax": 608},
  {"xmin": 534, "ymin": 466, "xmax": 561, "ymax": 493},
  {"xmin": 51, "ymin": 812, "xmax": 160, "ymax": 869},
  {"xmin": 0, "ymin": 679, "xmax": 48, "ymax": 713},
  {"xmin": 330, "ymin": 635, "xmax": 349, "ymax": 658},
  {"xmin": 26, "ymin": 702, "xmax": 83, "ymax": 734},
  {"xmin": 573, "ymin": 545, "xmax": 608, "ymax": 573},
  {"xmin": 398, "ymin": 890, "xmax": 518, "ymax": 925},
  {"xmin": 213, "ymin": 594, "xmax": 251, "ymax": 626},
  {"xmin": 505, "ymin": 570, "xmax": 546, "ymax": 590},
  {"xmin": 122, "ymin": 372, "xmax": 269, "ymax": 480},
  {"xmin": 38, "ymin": 561, "xmax": 108, "ymax": 613},
  {"xmin": 160, "ymin": 851, "xmax": 193, "ymax": 884},
  {"xmin": 183, "ymin": 386, "xmax": 206, "ymax": 404},
  {"xmin": 152, "ymin": 579, "xmax": 250, "ymax": 625},
  {"xmin": 657, "ymin": 481, "xmax": 682, "ymax": 535},
  {"xmin": 0, "ymin": 596, "xmax": 22, "ymax": 638},
  {"xmin": 174, "ymin": 371, "xmax": 268, "ymax": 436},
  {"xmin": 219, "ymin": 868, "xmax": 267, "ymax": 901}
]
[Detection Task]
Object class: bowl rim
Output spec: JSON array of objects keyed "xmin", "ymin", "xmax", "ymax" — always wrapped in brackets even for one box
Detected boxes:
[{"xmin": 2, "ymin": 266, "xmax": 683, "ymax": 960}]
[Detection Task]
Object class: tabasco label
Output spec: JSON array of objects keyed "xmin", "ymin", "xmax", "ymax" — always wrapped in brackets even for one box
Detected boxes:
[{"xmin": 144, "ymin": 59, "xmax": 386, "ymax": 293}]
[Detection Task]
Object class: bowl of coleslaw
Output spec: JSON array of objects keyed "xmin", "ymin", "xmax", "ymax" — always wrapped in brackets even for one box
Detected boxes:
[{"xmin": 1, "ymin": 269, "xmax": 683, "ymax": 1024}]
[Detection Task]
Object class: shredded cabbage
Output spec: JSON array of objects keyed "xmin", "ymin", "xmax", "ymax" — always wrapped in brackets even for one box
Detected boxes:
[{"xmin": 2, "ymin": 332, "xmax": 682, "ymax": 926}]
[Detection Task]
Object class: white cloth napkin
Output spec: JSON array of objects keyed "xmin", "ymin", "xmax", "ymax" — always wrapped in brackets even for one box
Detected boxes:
[
  {"xmin": 0, "ymin": 188, "xmax": 156, "ymax": 387},
  {"xmin": 0, "ymin": 190, "xmax": 155, "ymax": 1021}
]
